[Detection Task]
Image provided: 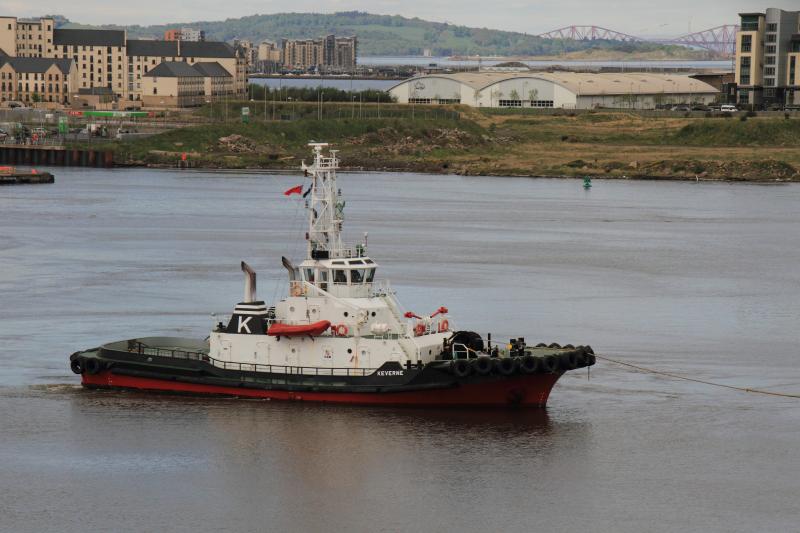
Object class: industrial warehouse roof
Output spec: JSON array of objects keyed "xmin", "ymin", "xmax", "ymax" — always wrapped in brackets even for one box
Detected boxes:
[
  {"xmin": 192, "ymin": 62, "xmax": 232, "ymax": 77},
  {"xmin": 126, "ymin": 39, "xmax": 235, "ymax": 58},
  {"xmin": 53, "ymin": 29, "xmax": 126, "ymax": 47},
  {"xmin": 0, "ymin": 57, "xmax": 73, "ymax": 74},
  {"xmin": 144, "ymin": 61, "xmax": 204, "ymax": 78},
  {"xmin": 391, "ymin": 72, "xmax": 718, "ymax": 96}
]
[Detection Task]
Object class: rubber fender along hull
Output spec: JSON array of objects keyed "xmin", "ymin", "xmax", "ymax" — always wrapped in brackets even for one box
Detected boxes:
[{"xmin": 81, "ymin": 370, "xmax": 563, "ymax": 407}]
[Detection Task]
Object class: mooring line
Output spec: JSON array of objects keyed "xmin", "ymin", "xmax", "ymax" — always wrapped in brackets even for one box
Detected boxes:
[{"xmin": 594, "ymin": 354, "xmax": 800, "ymax": 399}]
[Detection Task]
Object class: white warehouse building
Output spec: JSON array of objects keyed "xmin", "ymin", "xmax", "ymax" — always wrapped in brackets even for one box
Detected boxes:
[{"xmin": 388, "ymin": 72, "xmax": 719, "ymax": 110}]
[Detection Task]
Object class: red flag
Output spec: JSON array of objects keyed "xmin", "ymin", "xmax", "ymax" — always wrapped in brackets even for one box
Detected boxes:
[{"xmin": 284, "ymin": 185, "xmax": 303, "ymax": 196}]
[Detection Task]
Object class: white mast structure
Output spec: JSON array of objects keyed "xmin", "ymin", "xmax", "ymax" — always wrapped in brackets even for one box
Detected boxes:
[{"xmin": 302, "ymin": 143, "xmax": 347, "ymax": 259}]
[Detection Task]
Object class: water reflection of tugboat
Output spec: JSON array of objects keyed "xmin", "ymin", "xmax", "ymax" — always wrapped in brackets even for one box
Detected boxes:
[{"xmin": 70, "ymin": 143, "xmax": 594, "ymax": 407}]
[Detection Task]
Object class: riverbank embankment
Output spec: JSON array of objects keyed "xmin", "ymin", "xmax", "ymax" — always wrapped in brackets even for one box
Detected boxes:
[{"xmin": 68, "ymin": 104, "xmax": 800, "ymax": 182}]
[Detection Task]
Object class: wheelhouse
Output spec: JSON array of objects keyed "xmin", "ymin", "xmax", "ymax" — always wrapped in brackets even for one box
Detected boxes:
[{"xmin": 297, "ymin": 257, "xmax": 378, "ymax": 298}]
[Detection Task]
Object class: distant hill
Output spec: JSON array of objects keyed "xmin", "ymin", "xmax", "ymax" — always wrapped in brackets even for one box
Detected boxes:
[{"xmin": 58, "ymin": 12, "xmax": 703, "ymax": 58}]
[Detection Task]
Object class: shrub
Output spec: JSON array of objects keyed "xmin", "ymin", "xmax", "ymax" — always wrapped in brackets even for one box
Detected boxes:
[{"xmin": 739, "ymin": 115, "xmax": 748, "ymax": 122}]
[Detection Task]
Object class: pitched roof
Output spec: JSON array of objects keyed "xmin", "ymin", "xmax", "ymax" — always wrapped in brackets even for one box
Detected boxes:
[
  {"xmin": 3, "ymin": 57, "xmax": 73, "ymax": 74},
  {"xmin": 144, "ymin": 61, "xmax": 203, "ymax": 78},
  {"xmin": 192, "ymin": 62, "xmax": 232, "ymax": 77},
  {"xmin": 180, "ymin": 41, "xmax": 235, "ymax": 58},
  {"xmin": 390, "ymin": 72, "xmax": 719, "ymax": 96},
  {"xmin": 54, "ymin": 28, "xmax": 125, "ymax": 47},
  {"xmin": 126, "ymin": 39, "xmax": 178, "ymax": 57},
  {"xmin": 126, "ymin": 39, "xmax": 236, "ymax": 59}
]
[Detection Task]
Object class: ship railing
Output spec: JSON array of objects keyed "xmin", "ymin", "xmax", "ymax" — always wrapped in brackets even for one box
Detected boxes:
[
  {"xmin": 134, "ymin": 342, "xmax": 209, "ymax": 362},
  {"xmin": 207, "ymin": 359, "xmax": 376, "ymax": 377},
  {"xmin": 371, "ymin": 279, "xmax": 395, "ymax": 296},
  {"xmin": 133, "ymin": 341, "xmax": 376, "ymax": 377},
  {"xmin": 451, "ymin": 343, "xmax": 472, "ymax": 360}
]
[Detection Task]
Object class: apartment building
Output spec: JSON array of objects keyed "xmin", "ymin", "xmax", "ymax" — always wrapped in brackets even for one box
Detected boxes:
[
  {"xmin": 164, "ymin": 28, "xmax": 206, "ymax": 42},
  {"xmin": 280, "ymin": 35, "xmax": 357, "ymax": 72},
  {"xmin": 142, "ymin": 60, "xmax": 233, "ymax": 107},
  {"xmin": 256, "ymin": 41, "xmax": 281, "ymax": 73},
  {"xmin": 0, "ymin": 57, "xmax": 77, "ymax": 105},
  {"xmin": 0, "ymin": 16, "xmax": 247, "ymax": 107},
  {"xmin": 735, "ymin": 8, "xmax": 800, "ymax": 107}
]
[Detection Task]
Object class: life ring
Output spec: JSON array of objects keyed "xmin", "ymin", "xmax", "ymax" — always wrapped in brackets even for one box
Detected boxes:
[
  {"xmin": 437, "ymin": 319, "xmax": 449, "ymax": 333},
  {"xmin": 414, "ymin": 323, "xmax": 426, "ymax": 337},
  {"xmin": 334, "ymin": 324, "xmax": 348, "ymax": 337}
]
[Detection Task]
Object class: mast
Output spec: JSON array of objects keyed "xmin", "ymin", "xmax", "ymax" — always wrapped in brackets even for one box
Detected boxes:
[{"xmin": 302, "ymin": 143, "xmax": 344, "ymax": 259}]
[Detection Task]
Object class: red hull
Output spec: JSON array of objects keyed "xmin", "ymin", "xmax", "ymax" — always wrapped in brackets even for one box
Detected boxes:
[{"xmin": 81, "ymin": 371, "xmax": 562, "ymax": 407}]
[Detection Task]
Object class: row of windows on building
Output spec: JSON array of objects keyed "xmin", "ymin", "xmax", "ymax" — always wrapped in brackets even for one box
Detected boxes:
[
  {"xmin": 408, "ymin": 98, "xmax": 460, "ymax": 104},
  {"xmin": 0, "ymin": 72, "xmax": 62, "ymax": 81},
  {"xmin": 1, "ymin": 82, "xmax": 68, "ymax": 92},
  {"xmin": 498, "ymin": 100, "xmax": 555, "ymax": 108}
]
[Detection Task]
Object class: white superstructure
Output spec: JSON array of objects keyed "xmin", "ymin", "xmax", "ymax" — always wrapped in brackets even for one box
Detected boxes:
[{"xmin": 208, "ymin": 144, "xmax": 451, "ymax": 372}]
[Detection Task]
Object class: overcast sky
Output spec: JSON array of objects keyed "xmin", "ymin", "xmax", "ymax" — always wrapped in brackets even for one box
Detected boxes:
[{"xmin": 2, "ymin": 0, "xmax": 798, "ymax": 36}]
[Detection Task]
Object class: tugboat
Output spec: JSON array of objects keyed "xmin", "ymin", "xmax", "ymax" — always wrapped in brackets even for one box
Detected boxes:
[{"xmin": 69, "ymin": 143, "xmax": 595, "ymax": 407}]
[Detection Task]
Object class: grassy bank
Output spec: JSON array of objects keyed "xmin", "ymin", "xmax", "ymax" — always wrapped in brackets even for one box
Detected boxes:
[{"xmin": 96, "ymin": 104, "xmax": 800, "ymax": 181}]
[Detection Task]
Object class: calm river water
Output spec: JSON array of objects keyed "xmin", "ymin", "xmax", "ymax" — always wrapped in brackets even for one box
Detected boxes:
[{"xmin": 1, "ymin": 168, "xmax": 798, "ymax": 532}]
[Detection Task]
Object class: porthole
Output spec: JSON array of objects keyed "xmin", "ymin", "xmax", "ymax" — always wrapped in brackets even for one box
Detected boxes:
[
  {"xmin": 343, "ymin": 312, "xmax": 349, "ymax": 317},
  {"xmin": 347, "ymin": 348, "xmax": 352, "ymax": 354},
  {"xmin": 289, "ymin": 306, "xmax": 295, "ymax": 312},
  {"xmin": 371, "ymin": 312, "xmax": 376, "ymax": 317}
]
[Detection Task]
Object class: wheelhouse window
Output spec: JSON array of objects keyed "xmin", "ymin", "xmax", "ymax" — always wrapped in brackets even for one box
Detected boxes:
[{"xmin": 333, "ymin": 269, "xmax": 347, "ymax": 284}]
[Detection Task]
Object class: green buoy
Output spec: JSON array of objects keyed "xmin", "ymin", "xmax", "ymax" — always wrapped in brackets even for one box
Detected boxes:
[{"xmin": 583, "ymin": 176, "xmax": 592, "ymax": 189}]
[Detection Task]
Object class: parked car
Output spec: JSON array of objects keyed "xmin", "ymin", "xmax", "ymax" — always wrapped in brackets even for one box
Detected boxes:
[
  {"xmin": 670, "ymin": 105, "xmax": 691, "ymax": 112},
  {"xmin": 691, "ymin": 104, "xmax": 710, "ymax": 111},
  {"xmin": 720, "ymin": 104, "xmax": 738, "ymax": 112}
]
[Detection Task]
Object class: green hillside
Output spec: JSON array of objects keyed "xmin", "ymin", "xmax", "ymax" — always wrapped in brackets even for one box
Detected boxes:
[{"xmin": 59, "ymin": 11, "xmax": 700, "ymax": 57}]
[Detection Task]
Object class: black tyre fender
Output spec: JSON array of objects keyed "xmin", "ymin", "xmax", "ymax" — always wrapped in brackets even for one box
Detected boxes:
[
  {"xmin": 70, "ymin": 358, "xmax": 83, "ymax": 375},
  {"xmin": 519, "ymin": 354, "xmax": 540, "ymax": 374},
  {"xmin": 542, "ymin": 355, "xmax": 560, "ymax": 373},
  {"xmin": 560, "ymin": 351, "xmax": 579, "ymax": 370},
  {"xmin": 494, "ymin": 357, "xmax": 518, "ymax": 376},
  {"xmin": 574, "ymin": 348, "xmax": 588, "ymax": 368},
  {"xmin": 84, "ymin": 358, "xmax": 104, "ymax": 375},
  {"xmin": 535, "ymin": 343, "xmax": 547, "ymax": 348},
  {"xmin": 583, "ymin": 345, "xmax": 595, "ymax": 355},
  {"xmin": 471, "ymin": 356, "xmax": 493, "ymax": 376},
  {"xmin": 548, "ymin": 343, "xmax": 561, "ymax": 349},
  {"xmin": 587, "ymin": 354, "xmax": 597, "ymax": 366},
  {"xmin": 451, "ymin": 358, "xmax": 472, "ymax": 378}
]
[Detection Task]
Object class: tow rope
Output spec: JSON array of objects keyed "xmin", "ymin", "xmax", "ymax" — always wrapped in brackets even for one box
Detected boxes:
[{"xmin": 594, "ymin": 353, "xmax": 800, "ymax": 399}]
